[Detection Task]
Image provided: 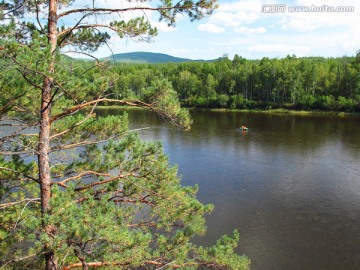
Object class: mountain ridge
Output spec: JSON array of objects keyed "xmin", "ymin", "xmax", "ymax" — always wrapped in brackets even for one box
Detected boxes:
[{"xmin": 101, "ymin": 51, "xmax": 207, "ymax": 63}]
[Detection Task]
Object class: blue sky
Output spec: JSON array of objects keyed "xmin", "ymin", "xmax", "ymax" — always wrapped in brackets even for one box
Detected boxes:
[{"xmin": 66, "ymin": 0, "xmax": 360, "ymax": 60}]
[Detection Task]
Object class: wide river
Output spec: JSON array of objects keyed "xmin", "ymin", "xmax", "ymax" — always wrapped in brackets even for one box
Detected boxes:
[{"xmin": 98, "ymin": 108, "xmax": 360, "ymax": 270}]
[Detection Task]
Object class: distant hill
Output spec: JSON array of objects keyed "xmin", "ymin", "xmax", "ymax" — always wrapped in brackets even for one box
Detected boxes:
[{"xmin": 102, "ymin": 52, "xmax": 197, "ymax": 63}]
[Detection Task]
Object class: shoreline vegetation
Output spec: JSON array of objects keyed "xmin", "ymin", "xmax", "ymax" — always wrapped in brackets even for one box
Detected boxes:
[
  {"xmin": 96, "ymin": 105, "xmax": 359, "ymax": 117},
  {"xmin": 90, "ymin": 53, "xmax": 360, "ymax": 115}
]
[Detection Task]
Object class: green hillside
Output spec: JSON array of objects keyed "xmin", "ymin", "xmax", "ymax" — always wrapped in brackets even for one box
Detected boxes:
[{"xmin": 102, "ymin": 52, "xmax": 194, "ymax": 63}]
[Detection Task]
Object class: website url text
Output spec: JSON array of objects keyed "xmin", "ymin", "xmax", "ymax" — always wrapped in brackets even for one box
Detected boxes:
[{"xmin": 261, "ymin": 4, "xmax": 354, "ymax": 13}]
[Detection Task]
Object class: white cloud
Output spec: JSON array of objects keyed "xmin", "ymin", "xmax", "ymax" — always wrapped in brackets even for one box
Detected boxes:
[
  {"xmin": 278, "ymin": 11, "xmax": 359, "ymax": 32},
  {"xmin": 152, "ymin": 21, "xmax": 177, "ymax": 32},
  {"xmin": 209, "ymin": 11, "xmax": 260, "ymax": 27},
  {"xmin": 219, "ymin": 0, "xmax": 263, "ymax": 12},
  {"xmin": 196, "ymin": 0, "xmax": 264, "ymax": 31},
  {"xmin": 295, "ymin": 0, "xmax": 355, "ymax": 6},
  {"xmin": 203, "ymin": 0, "xmax": 360, "ymax": 34},
  {"xmin": 278, "ymin": 0, "xmax": 360, "ymax": 32},
  {"xmin": 198, "ymin": 23, "xmax": 226, "ymax": 33},
  {"xmin": 235, "ymin": 26, "xmax": 266, "ymax": 34},
  {"xmin": 249, "ymin": 44, "xmax": 310, "ymax": 55}
]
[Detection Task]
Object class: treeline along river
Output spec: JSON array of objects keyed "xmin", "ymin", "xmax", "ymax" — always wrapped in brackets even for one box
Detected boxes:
[
  {"xmin": 105, "ymin": 54, "xmax": 360, "ymax": 112},
  {"xmin": 97, "ymin": 108, "xmax": 360, "ymax": 270}
]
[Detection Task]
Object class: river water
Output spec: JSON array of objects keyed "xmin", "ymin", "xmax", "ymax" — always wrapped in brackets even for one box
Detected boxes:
[{"xmin": 98, "ymin": 108, "xmax": 360, "ymax": 270}]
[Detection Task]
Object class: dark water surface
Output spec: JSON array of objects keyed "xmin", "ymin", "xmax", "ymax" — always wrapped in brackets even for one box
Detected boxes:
[{"xmin": 99, "ymin": 108, "xmax": 360, "ymax": 270}]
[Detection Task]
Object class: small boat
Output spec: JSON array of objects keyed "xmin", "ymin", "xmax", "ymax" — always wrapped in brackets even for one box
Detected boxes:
[{"xmin": 239, "ymin": 126, "xmax": 248, "ymax": 131}]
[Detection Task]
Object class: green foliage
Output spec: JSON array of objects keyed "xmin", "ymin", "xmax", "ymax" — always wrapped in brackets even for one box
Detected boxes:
[
  {"xmin": 0, "ymin": 0, "xmax": 250, "ymax": 269},
  {"xmin": 102, "ymin": 54, "xmax": 360, "ymax": 112},
  {"xmin": 61, "ymin": 28, "xmax": 111, "ymax": 53},
  {"xmin": 0, "ymin": 157, "xmax": 41, "ymax": 269},
  {"xmin": 229, "ymin": 95, "xmax": 255, "ymax": 110},
  {"xmin": 141, "ymin": 78, "xmax": 193, "ymax": 129},
  {"xmin": 217, "ymin": 94, "xmax": 230, "ymax": 108},
  {"xmin": 337, "ymin": 96, "xmax": 355, "ymax": 112},
  {"xmin": 296, "ymin": 94, "xmax": 316, "ymax": 110},
  {"xmin": 38, "ymin": 133, "xmax": 215, "ymax": 268},
  {"xmin": 198, "ymin": 231, "xmax": 250, "ymax": 269},
  {"xmin": 315, "ymin": 95, "xmax": 335, "ymax": 110}
]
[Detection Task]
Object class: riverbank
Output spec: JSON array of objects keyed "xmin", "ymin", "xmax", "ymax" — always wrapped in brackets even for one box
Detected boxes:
[
  {"xmin": 203, "ymin": 108, "xmax": 359, "ymax": 116},
  {"xmin": 96, "ymin": 105, "xmax": 359, "ymax": 117}
]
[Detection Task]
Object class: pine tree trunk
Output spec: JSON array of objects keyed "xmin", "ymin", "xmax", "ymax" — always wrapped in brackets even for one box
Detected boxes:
[
  {"xmin": 39, "ymin": 76, "xmax": 57, "ymax": 270},
  {"xmin": 38, "ymin": 0, "xmax": 58, "ymax": 269}
]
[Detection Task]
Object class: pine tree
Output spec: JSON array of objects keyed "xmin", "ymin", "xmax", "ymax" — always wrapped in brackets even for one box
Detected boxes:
[{"xmin": 0, "ymin": 0, "xmax": 250, "ymax": 269}]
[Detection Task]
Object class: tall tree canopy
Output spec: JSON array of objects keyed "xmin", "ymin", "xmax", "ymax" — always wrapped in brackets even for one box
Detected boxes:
[
  {"xmin": 113, "ymin": 55, "xmax": 359, "ymax": 111},
  {"xmin": 0, "ymin": 0, "xmax": 250, "ymax": 269}
]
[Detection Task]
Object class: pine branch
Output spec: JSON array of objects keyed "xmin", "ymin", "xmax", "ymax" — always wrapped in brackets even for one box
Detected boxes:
[
  {"xmin": 1, "ymin": 0, "xmax": 29, "ymax": 16},
  {"xmin": 34, "ymin": 0, "xmax": 46, "ymax": 35},
  {"xmin": 9, "ymin": 53, "xmax": 50, "ymax": 81},
  {"xmin": 55, "ymin": 171, "xmax": 111, "ymax": 188},
  {"xmin": 60, "ymin": 259, "xmax": 206, "ymax": 269},
  {"xmin": 0, "ymin": 167, "xmax": 38, "ymax": 183},
  {"xmin": 0, "ymin": 123, "xmax": 27, "ymax": 126},
  {"xmin": 73, "ymin": 249, "xmax": 88, "ymax": 270},
  {"xmin": 0, "ymin": 252, "xmax": 47, "ymax": 269},
  {"xmin": 57, "ymin": 14, "xmax": 90, "ymax": 47},
  {"xmin": 126, "ymin": 222, "xmax": 157, "ymax": 228},
  {"xmin": 8, "ymin": 54, "xmax": 80, "ymax": 104},
  {"xmin": 50, "ymin": 98, "xmax": 151, "ymax": 123},
  {"xmin": 50, "ymin": 102, "xmax": 97, "ymax": 140},
  {"xmin": 58, "ymin": 23, "xmax": 152, "ymax": 42},
  {"xmin": 0, "ymin": 93, "xmax": 27, "ymax": 115},
  {"xmin": 50, "ymin": 137, "xmax": 117, "ymax": 152},
  {"xmin": 63, "ymin": 51, "xmax": 100, "ymax": 64},
  {"xmin": 74, "ymin": 172, "xmax": 136, "ymax": 192},
  {"xmin": 61, "ymin": 261, "xmax": 130, "ymax": 270},
  {"xmin": 58, "ymin": 24, "xmax": 116, "ymax": 38},
  {"xmin": 0, "ymin": 150, "xmax": 37, "ymax": 156},
  {"xmin": 15, "ymin": 67, "xmax": 43, "ymax": 90},
  {"xmin": 0, "ymin": 125, "xmax": 35, "ymax": 143},
  {"xmin": 4, "ymin": 137, "xmax": 37, "ymax": 154},
  {"xmin": 75, "ymin": 188, "xmax": 117, "ymax": 203},
  {"xmin": 58, "ymin": 6, "xmax": 177, "ymax": 19},
  {"xmin": 111, "ymin": 197, "xmax": 155, "ymax": 206},
  {"xmin": 0, "ymin": 198, "xmax": 40, "ymax": 210}
]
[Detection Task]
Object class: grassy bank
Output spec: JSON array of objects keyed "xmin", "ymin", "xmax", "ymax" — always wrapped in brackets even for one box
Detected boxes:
[
  {"xmin": 190, "ymin": 107, "xmax": 359, "ymax": 116},
  {"xmin": 96, "ymin": 105, "xmax": 359, "ymax": 117}
]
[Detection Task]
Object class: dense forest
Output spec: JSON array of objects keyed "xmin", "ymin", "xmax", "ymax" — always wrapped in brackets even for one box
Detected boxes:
[{"xmin": 98, "ymin": 53, "xmax": 360, "ymax": 112}]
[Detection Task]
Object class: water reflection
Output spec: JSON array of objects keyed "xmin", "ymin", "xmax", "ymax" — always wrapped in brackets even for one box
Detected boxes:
[{"xmin": 96, "ymin": 108, "xmax": 360, "ymax": 270}]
